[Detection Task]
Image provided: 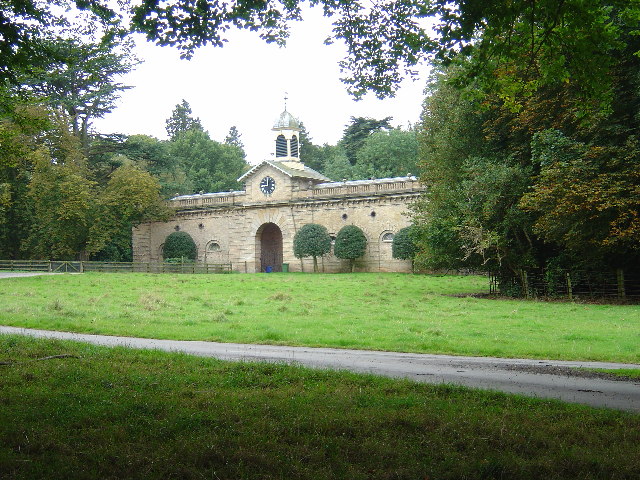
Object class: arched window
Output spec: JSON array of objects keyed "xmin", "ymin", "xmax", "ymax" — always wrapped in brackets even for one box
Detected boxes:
[
  {"xmin": 275, "ymin": 135, "xmax": 287, "ymax": 157},
  {"xmin": 290, "ymin": 135, "xmax": 299, "ymax": 157},
  {"xmin": 381, "ymin": 232, "xmax": 395, "ymax": 242},
  {"xmin": 207, "ymin": 242, "xmax": 221, "ymax": 252}
]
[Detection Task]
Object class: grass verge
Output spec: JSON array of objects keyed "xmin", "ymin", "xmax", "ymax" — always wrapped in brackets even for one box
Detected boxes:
[
  {"xmin": 0, "ymin": 272, "xmax": 639, "ymax": 362},
  {"xmin": 585, "ymin": 368, "xmax": 640, "ymax": 379},
  {"xmin": 1, "ymin": 335, "xmax": 639, "ymax": 480}
]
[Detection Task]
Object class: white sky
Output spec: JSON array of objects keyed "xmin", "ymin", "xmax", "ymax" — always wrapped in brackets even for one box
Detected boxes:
[{"xmin": 93, "ymin": 6, "xmax": 431, "ymax": 165}]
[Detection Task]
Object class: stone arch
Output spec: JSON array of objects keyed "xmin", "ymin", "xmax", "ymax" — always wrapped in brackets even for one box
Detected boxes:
[
  {"xmin": 256, "ymin": 222, "xmax": 283, "ymax": 272},
  {"xmin": 378, "ymin": 229, "xmax": 395, "ymax": 265},
  {"xmin": 205, "ymin": 240, "xmax": 224, "ymax": 264}
]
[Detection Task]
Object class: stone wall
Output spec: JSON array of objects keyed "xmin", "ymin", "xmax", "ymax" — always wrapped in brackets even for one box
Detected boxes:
[
  {"xmin": 132, "ymin": 169, "xmax": 426, "ymax": 273},
  {"xmin": 133, "ymin": 190, "xmax": 420, "ymax": 273}
]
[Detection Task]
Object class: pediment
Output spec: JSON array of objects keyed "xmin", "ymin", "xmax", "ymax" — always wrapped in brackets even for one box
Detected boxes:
[
  {"xmin": 238, "ymin": 161, "xmax": 290, "ymax": 183},
  {"xmin": 238, "ymin": 160, "xmax": 329, "ymax": 184}
]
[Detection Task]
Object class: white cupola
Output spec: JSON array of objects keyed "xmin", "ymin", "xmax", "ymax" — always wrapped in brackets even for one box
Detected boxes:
[{"xmin": 272, "ymin": 100, "xmax": 303, "ymax": 169}]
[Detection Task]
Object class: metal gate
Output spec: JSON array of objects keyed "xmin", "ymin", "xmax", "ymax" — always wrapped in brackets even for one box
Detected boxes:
[{"xmin": 50, "ymin": 261, "xmax": 82, "ymax": 273}]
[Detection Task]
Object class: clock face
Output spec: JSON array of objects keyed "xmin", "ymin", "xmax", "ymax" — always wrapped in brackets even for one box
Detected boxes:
[{"xmin": 260, "ymin": 176, "xmax": 276, "ymax": 195}]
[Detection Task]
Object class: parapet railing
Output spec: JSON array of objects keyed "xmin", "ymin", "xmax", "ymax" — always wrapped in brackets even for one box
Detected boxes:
[
  {"xmin": 171, "ymin": 192, "xmax": 246, "ymax": 209},
  {"xmin": 169, "ymin": 178, "xmax": 423, "ymax": 209},
  {"xmin": 306, "ymin": 179, "xmax": 422, "ymax": 198}
]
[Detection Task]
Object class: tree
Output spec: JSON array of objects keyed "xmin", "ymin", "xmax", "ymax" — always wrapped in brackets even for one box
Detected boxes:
[
  {"xmin": 165, "ymin": 99, "xmax": 202, "ymax": 140},
  {"xmin": 322, "ymin": 149, "xmax": 354, "ymax": 181},
  {"xmin": 224, "ymin": 126, "xmax": 244, "ymax": 149},
  {"xmin": 163, "ymin": 231, "xmax": 197, "ymax": 260},
  {"xmin": 334, "ymin": 225, "xmax": 367, "ymax": 272},
  {"xmin": 415, "ymin": 67, "xmax": 543, "ymax": 276},
  {"xmin": 392, "ymin": 227, "xmax": 418, "ymax": 270},
  {"xmin": 293, "ymin": 223, "xmax": 331, "ymax": 272},
  {"xmin": 24, "ymin": 126, "xmax": 95, "ymax": 260},
  {"xmin": 88, "ymin": 165, "xmax": 171, "ymax": 260},
  {"xmin": 168, "ymin": 128, "xmax": 248, "ymax": 194},
  {"xmin": 354, "ymin": 128, "xmax": 418, "ymax": 179},
  {"xmin": 296, "ymin": 122, "xmax": 323, "ymax": 171},
  {"xmin": 4, "ymin": 2, "xmax": 639, "ymax": 107},
  {"xmin": 340, "ymin": 116, "xmax": 392, "ymax": 164},
  {"xmin": 0, "ymin": 93, "xmax": 50, "ymax": 258},
  {"xmin": 0, "ymin": 0, "xmax": 120, "ymax": 83},
  {"xmin": 520, "ymin": 130, "xmax": 640, "ymax": 263},
  {"xmin": 18, "ymin": 35, "xmax": 138, "ymax": 150},
  {"xmin": 412, "ymin": 6, "xmax": 640, "ymax": 290}
]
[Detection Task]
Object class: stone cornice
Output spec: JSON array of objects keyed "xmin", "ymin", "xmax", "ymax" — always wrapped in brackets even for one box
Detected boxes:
[
  {"xmin": 173, "ymin": 190, "xmax": 423, "ymax": 217},
  {"xmin": 172, "ymin": 178, "xmax": 425, "ymax": 214}
]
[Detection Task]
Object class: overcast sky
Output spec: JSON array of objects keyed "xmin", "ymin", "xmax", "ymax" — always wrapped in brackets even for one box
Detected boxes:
[{"xmin": 93, "ymin": 6, "xmax": 431, "ymax": 164}]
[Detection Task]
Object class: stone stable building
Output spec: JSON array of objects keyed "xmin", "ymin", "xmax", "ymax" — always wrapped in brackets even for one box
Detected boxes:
[{"xmin": 132, "ymin": 110, "xmax": 425, "ymax": 273}]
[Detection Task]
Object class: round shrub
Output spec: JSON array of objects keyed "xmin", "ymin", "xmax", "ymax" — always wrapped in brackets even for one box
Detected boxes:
[
  {"xmin": 334, "ymin": 225, "xmax": 367, "ymax": 272},
  {"xmin": 163, "ymin": 231, "xmax": 197, "ymax": 260},
  {"xmin": 293, "ymin": 223, "xmax": 331, "ymax": 272},
  {"xmin": 392, "ymin": 226, "xmax": 417, "ymax": 261}
]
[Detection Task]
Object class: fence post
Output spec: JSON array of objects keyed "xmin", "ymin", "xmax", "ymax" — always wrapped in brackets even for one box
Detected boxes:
[
  {"xmin": 520, "ymin": 269, "xmax": 530, "ymax": 299},
  {"xmin": 566, "ymin": 273, "xmax": 573, "ymax": 301},
  {"xmin": 616, "ymin": 268, "xmax": 625, "ymax": 299}
]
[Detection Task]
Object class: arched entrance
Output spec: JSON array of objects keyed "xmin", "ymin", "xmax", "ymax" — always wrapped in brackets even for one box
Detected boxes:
[{"xmin": 257, "ymin": 223, "xmax": 283, "ymax": 272}]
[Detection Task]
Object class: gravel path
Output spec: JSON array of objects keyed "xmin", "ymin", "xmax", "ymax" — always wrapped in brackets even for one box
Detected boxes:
[
  {"xmin": 2, "ymin": 325, "xmax": 639, "ymax": 413},
  {"xmin": 0, "ymin": 272, "xmax": 84, "ymax": 279}
]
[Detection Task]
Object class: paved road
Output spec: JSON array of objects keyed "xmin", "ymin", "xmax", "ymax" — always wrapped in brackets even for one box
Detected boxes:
[
  {"xmin": 2, "ymin": 326, "xmax": 639, "ymax": 413},
  {"xmin": 0, "ymin": 272, "xmax": 68, "ymax": 278}
]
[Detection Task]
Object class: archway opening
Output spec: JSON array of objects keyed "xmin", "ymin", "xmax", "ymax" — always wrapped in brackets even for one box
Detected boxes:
[{"xmin": 258, "ymin": 223, "xmax": 283, "ymax": 272}]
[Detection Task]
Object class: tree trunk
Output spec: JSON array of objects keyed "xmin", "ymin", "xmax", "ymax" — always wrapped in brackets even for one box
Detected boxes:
[{"xmin": 313, "ymin": 256, "xmax": 318, "ymax": 273}]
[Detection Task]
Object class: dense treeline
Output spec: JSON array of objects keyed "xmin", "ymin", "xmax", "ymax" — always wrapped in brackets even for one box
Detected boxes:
[
  {"xmin": 0, "ymin": 20, "xmax": 249, "ymax": 261},
  {"xmin": 301, "ymin": 117, "xmax": 419, "ymax": 181},
  {"xmin": 0, "ymin": 91, "xmax": 249, "ymax": 261},
  {"xmin": 413, "ymin": 3, "xmax": 640, "ymax": 282}
]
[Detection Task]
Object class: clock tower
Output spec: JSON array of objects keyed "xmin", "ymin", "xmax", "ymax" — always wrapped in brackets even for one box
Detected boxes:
[{"xmin": 272, "ymin": 104, "xmax": 304, "ymax": 171}]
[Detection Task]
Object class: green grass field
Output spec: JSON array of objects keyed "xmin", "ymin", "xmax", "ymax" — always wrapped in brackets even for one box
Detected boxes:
[
  {"xmin": 1, "ymin": 335, "xmax": 638, "ymax": 480},
  {"xmin": 1, "ymin": 272, "xmax": 639, "ymax": 362}
]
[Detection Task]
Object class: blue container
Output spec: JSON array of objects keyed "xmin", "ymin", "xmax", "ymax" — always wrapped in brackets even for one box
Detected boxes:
[{"xmin": 265, "ymin": 266, "xmax": 273, "ymax": 273}]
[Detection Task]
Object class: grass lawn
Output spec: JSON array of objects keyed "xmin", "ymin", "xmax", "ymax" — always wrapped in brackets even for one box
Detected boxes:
[
  {"xmin": 586, "ymin": 368, "xmax": 640, "ymax": 379},
  {"xmin": 1, "ymin": 335, "xmax": 638, "ymax": 480},
  {"xmin": 0, "ymin": 272, "xmax": 638, "ymax": 362}
]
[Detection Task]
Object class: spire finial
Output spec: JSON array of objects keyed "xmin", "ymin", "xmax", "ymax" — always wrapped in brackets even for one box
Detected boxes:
[{"xmin": 284, "ymin": 92, "xmax": 288, "ymax": 110}]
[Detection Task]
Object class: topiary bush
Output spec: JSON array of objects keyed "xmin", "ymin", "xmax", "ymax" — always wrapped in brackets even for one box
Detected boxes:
[
  {"xmin": 334, "ymin": 225, "xmax": 367, "ymax": 272},
  {"xmin": 293, "ymin": 223, "xmax": 332, "ymax": 272},
  {"xmin": 392, "ymin": 226, "xmax": 418, "ymax": 270},
  {"xmin": 162, "ymin": 231, "xmax": 197, "ymax": 261}
]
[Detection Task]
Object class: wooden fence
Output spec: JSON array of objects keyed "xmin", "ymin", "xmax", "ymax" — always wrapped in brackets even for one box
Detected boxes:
[
  {"xmin": 0, "ymin": 260, "xmax": 232, "ymax": 274},
  {"xmin": 490, "ymin": 268, "xmax": 639, "ymax": 300}
]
